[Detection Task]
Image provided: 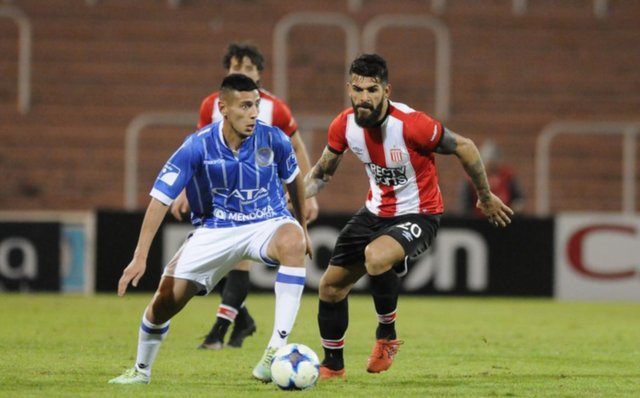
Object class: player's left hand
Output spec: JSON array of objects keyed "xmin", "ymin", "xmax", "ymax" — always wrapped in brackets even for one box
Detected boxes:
[
  {"xmin": 477, "ymin": 193, "xmax": 514, "ymax": 227},
  {"xmin": 285, "ymin": 194, "xmax": 319, "ymax": 223},
  {"xmin": 117, "ymin": 257, "xmax": 147, "ymax": 296},
  {"xmin": 303, "ymin": 229, "xmax": 313, "ymax": 259}
]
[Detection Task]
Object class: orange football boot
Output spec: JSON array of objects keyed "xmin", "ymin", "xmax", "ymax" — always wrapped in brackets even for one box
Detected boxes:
[
  {"xmin": 319, "ymin": 364, "xmax": 346, "ymax": 380},
  {"xmin": 366, "ymin": 338, "xmax": 403, "ymax": 373}
]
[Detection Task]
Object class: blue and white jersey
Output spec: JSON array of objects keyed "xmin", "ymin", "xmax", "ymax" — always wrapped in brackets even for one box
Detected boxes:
[{"xmin": 150, "ymin": 120, "xmax": 300, "ymax": 228}]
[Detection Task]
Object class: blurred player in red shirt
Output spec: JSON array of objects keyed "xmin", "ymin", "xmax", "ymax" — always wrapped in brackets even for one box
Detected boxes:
[
  {"xmin": 170, "ymin": 43, "xmax": 318, "ymax": 350},
  {"xmin": 459, "ymin": 140, "xmax": 524, "ymax": 216}
]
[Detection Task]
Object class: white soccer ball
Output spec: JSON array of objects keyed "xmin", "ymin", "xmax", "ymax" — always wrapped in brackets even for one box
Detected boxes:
[{"xmin": 270, "ymin": 343, "xmax": 320, "ymax": 390}]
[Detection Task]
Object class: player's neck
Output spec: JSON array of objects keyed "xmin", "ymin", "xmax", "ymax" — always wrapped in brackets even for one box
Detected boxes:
[
  {"xmin": 373, "ymin": 100, "xmax": 391, "ymax": 127},
  {"xmin": 221, "ymin": 124, "xmax": 248, "ymax": 151}
]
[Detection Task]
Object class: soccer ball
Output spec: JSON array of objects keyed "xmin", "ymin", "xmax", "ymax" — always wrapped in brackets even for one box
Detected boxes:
[{"xmin": 270, "ymin": 343, "xmax": 320, "ymax": 390}]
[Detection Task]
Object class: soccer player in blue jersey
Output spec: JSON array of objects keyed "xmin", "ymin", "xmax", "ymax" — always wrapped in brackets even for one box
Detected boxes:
[
  {"xmin": 171, "ymin": 43, "xmax": 319, "ymax": 350},
  {"xmin": 108, "ymin": 74, "xmax": 312, "ymax": 385}
]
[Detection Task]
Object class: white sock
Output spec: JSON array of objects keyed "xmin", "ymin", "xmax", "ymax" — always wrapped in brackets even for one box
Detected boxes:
[
  {"xmin": 135, "ymin": 315, "xmax": 170, "ymax": 376},
  {"xmin": 268, "ymin": 265, "xmax": 305, "ymax": 348}
]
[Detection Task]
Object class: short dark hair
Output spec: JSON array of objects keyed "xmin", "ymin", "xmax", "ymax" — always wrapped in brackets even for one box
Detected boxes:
[
  {"xmin": 220, "ymin": 73, "xmax": 259, "ymax": 94},
  {"xmin": 349, "ymin": 54, "xmax": 389, "ymax": 84},
  {"xmin": 223, "ymin": 42, "xmax": 265, "ymax": 71}
]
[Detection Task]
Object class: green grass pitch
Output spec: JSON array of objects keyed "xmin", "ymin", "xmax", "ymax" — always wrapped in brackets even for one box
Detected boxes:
[{"xmin": 0, "ymin": 293, "xmax": 638, "ymax": 397}]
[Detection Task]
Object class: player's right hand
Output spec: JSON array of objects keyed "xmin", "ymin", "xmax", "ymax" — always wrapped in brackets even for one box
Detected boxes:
[
  {"xmin": 117, "ymin": 258, "xmax": 147, "ymax": 296},
  {"xmin": 170, "ymin": 190, "xmax": 190, "ymax": 221},
  {"xmin": 304, "ymin": 197, "xmax": 319, "ymax": 224}
]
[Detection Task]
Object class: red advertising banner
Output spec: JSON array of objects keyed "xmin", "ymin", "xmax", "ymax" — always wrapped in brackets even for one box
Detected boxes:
[{"xmin": 555, "ymin": 213, "xmax": 640, "ymax": 301}]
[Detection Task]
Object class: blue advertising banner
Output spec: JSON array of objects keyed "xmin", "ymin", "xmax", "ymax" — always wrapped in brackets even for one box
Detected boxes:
[{"xmin": 61, "ymin": 224, "xmax": 87, "ymax": 293}]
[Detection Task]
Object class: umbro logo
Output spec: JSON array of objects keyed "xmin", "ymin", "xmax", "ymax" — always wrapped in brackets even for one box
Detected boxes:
[
  {"xmin": 430, "ymin": 125, "xmax": 439, "ymax": 141},
  {"xmin": 277, "ymin": 330, "xmax": 289, "ymax": 339},
  {"xmin": 137, "ymin": 363, "xmax": 148, "ymax": 369},
  {"xmin": 402, "ymin": 231, "xmax": 414, "ymax": 242}
]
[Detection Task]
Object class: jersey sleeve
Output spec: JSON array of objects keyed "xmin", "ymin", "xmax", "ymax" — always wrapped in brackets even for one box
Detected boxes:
[
  {"xmin": 272, "ymin": 128, "xmax": 300, "ymax": 184},
  {"xmin": 271, "ymin": 99, "xmax": 299, "ymax": 137},
  {"xmin": 327, "ymin": 112, "xmax": 349, "ymax": 154},
  {"xmin": 150, "ymin": 136, "xmax": 198, "ymax": 205},
  {"xmin": 410, "ymin": 112, "xmax": 444, "ymax": 152},
  {"xmin": 197, "ymin": 94, "xmax": 215, "ymax": 129}
]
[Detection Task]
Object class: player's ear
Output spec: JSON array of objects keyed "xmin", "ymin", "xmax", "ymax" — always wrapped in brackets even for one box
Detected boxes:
[
  {"xmin": 384, "ymin": 83, "xmax": 391, "ymax": 98},
  {"xmin": 218, "ymin": 99, "xmax": 227, "ymax": 117}
]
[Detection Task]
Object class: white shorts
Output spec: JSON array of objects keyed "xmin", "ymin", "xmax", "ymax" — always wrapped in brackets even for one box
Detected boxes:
[{"xmin": 163, "ymin": 216, "xmax": 300, "ymax": 294}]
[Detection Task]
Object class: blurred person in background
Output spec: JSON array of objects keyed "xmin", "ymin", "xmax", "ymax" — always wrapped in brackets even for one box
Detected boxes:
[
  {"xmin": 304, "ymin": 54, "xmax": 513, "ymax": 379},
  {"xmin": 458, "ymin": 140, "xmax": 524, "ymax": 216},
  {"xmin": 109, "ymin": 74, "xmax": 311, "ymax": 385},
  {"xmin": 170, "ymin": 42, "xmax": 319, "ymax": 350}
]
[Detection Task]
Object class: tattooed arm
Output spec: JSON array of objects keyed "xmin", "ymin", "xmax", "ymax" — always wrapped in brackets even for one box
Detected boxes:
[
  {"xmin": 436, "ymin": 128, "xmax": 513, "ymax": 227},
  {"xmin": 304, "ymin": 146, "xmax": 344, "ymax": 198}
]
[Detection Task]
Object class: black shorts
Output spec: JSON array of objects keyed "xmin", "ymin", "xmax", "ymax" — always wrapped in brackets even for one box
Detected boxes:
[{"xmin": 329, "ymin": 207, "xmax": 441, "ymax": 267}]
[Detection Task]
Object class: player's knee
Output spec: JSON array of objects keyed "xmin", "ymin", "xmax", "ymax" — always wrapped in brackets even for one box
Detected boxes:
[
  {"xmin": 274, "ymin": 228, "xmax": 305, "ymax": 257},
  {"xmin": 319, "ymin": 277, "xmax": 347, "ymax": 302},
  {"xmin": 278, "ymin": 236, "xmax": 305, "ymax": 257},
  {"xmin": 364, "ymin": 244, "xmax": 392, "ymax": 275}
]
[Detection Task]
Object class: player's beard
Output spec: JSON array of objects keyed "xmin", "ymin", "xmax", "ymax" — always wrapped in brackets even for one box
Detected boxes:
[{"xmin": 352, "ymin": 100, "xmax": 384, "ymax": 128}]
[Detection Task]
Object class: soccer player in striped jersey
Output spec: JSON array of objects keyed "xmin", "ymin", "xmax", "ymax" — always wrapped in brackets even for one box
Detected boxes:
[
  {"xmin": 170, "ymin": 43, "xmax": 318, "ymax": 350},
  {"xmin": 304, "ymin": 54, "xmax": 513, "ymax": 379},
  {"xmin": 109, "ymin": 74, "xmax": 311, "ymax": 385}
]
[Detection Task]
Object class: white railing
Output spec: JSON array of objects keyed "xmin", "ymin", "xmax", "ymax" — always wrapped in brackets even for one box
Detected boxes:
[
  {"xmin": 593, "ymin": 0, "xmax": 610, "ymax": 18},
  {"xmin": 85, "ymin": 0, "xmax": 182, "ymax": 7},
  {"xmin": 512, "ymin": 0, "xmax": 527, "ymax": 15},
  {"xmin": 535, "ymin": 121, "xmax": 640, "ymax": 215},
  {"xmin": 273, "ymin": 12, "xmax": 451, "ymax": 120},
  {"xmin": 347, "ymin": 0, "xmax": 363, "ymax": 12},
  {"xmin": 295, "ymin": 114, "xmax": 335, "ymax": 156},
  {"xmin": 430, "ymin": 0, "xmax": 447, "ymax": 14},
  {"xmin": 273, "ymin": 12, "xmax": 360, "ymax": 108},
  {"xmin": 0, "ymin": 5, "xmax": 32, "ymax": 114},
  {"xmin": 510, "ymin": 0, "xmax": 610, "ymax": 17},
  {"xmin": 362, "ymin": 14, "xmax": 451, "ymax": 120},
  {"xmin": 124, "ymin": 112, "xmax": 198, "ymax": 210}
]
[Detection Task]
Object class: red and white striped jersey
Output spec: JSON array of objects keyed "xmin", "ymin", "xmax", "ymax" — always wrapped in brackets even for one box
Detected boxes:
[
  {"xmin": 198, "ymin": 88, "xmax": 298, "ymax": 136},
  {"xmin": 327, "ymin": 101, "xmax": 444, "ymax": 217}
]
